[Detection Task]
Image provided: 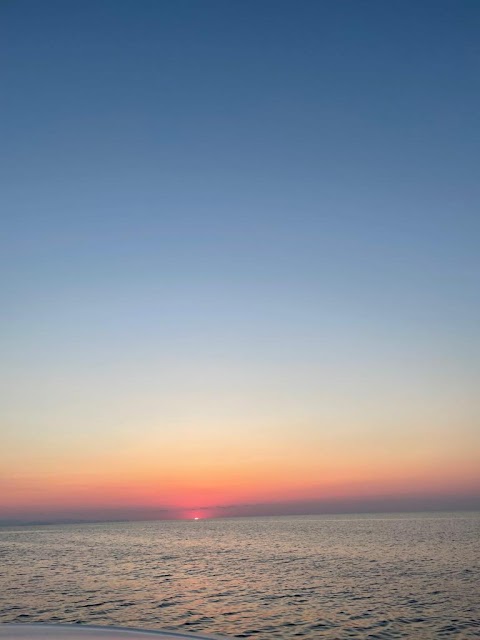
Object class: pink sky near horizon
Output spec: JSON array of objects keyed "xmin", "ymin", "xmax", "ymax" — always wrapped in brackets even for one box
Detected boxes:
[
  {"xmin": 3, "ymin": 364, "xmax": 479, "ymax": 522},
  {"xmin": 2, "ymin": 423, "xmax": 479, "ymax": 521}
]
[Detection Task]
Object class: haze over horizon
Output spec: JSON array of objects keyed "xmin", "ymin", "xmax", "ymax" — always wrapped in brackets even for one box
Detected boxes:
[{"xmin": 1, "ymin": 0, "xmax": 479, "ymax": 525}]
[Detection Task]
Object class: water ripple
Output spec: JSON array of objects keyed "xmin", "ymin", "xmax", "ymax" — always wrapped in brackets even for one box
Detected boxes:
[{"xmin": 1, "ymin": 514, "xmax": 479, "ymax": 639}]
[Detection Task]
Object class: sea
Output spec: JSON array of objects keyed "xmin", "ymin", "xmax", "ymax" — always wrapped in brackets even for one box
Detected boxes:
[{"xmin": 0, "ymin": 513, "xmax": 479, "ymax": 639}]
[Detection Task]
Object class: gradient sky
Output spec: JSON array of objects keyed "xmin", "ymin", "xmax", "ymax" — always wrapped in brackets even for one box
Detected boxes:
[{"xmin": 1, "ymin": 0, "xmax": 479, "ymax": 522}]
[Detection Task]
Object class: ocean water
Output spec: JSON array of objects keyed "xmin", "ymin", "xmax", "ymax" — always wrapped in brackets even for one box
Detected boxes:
[{"xmin": 0, "ymin": 514, "xmax": 479, "ymax": 639}]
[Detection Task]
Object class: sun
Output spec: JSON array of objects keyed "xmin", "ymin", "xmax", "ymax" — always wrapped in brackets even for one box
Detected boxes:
[{"xmin": 194, "ymin": 517, "xmax": 199, "ymax": 520}]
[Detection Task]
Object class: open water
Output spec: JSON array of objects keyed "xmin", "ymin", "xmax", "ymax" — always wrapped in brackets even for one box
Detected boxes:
[{"xmin": 0, "ymin": 514, "xmax": 479, "ymax": 639}]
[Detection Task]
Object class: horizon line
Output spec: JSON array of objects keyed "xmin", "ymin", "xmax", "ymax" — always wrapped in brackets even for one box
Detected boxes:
[{"xmin": 2, "ymin": 501, "xmax": 480, "ymax": 528}]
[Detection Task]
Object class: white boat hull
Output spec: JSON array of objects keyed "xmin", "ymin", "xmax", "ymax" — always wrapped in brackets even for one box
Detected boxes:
[{"xmin": 0, "ymin": 625, "xmax": 225, "ymax": 640}]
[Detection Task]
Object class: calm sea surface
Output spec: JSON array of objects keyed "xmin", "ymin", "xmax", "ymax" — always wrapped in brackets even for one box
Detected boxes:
[{"xmin": 1, "ymin": 514, "xmax": 479, "ymax": 639}]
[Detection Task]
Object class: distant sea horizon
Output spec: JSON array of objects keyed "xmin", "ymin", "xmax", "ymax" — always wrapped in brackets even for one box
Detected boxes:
[{"xmin": 2, "ymin": 505, "xmax": 479, "ymax": 528}]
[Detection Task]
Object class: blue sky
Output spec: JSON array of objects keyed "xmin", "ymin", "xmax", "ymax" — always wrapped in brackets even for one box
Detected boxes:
[{"xmin": 1, "ymin": 0, "xmax": 479, "ymax": 520}]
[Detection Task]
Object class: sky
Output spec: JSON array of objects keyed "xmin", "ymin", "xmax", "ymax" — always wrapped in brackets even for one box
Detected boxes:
[{"xmin": 1, "ymin": 0, "xmax": 479, "ymax": 523}]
